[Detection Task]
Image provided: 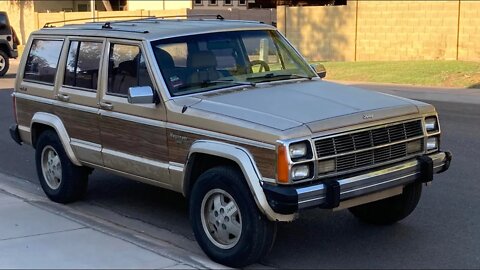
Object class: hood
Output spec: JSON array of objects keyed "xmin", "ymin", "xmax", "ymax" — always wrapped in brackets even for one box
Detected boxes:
[{"xmin": 190, "ymin": 80, "xmax": 421, "ymax": 132}]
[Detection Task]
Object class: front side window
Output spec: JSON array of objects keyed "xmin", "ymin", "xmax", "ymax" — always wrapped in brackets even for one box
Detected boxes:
[
  {"xmin": 151, "ymin": 30, "xmax": 315, "ymax": 97},
  {"xmin": 24, "ymin": 39, "xmax": 64, "ymax": 84},
  {"xmin": 64, "ymin": 41, "xmax": 103, "ymax": 90},
  {"xmin": 107, "ymin": 43, "xmax": 153, "ymax": 96}
]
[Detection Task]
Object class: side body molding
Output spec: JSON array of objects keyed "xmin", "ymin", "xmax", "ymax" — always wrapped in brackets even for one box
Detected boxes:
[
  {"xmin": 31, "ymin": 112, "xmax": 82, "ymax": 166},
  {"xmin": 186, "ymin": 140, "xmax": 295, "ymax": 222}
]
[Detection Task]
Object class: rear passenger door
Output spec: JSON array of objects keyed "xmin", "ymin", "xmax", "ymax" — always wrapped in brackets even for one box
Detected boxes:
[
  {"xmin": 55, "ymin": 37, "xmax": 105, "ymax": 166},
  {"xmin": 98, "ymin": 39, "xmax": 170, "ymax": 186}
]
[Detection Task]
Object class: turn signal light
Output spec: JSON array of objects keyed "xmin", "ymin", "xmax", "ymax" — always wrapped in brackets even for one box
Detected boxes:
[{"xmin": 277, "ymin": 145, "xmax": 290, "ymax": 184}]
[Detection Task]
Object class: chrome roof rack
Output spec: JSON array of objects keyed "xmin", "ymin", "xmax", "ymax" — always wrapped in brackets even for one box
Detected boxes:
[{"xmin": 43, "ymin": 14, "xmax": 225, "ymax": 28}]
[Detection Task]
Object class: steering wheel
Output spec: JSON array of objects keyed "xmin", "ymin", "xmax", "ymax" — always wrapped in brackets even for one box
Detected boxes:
[{"xmin": 250, "ymin": 60, "xmax": 270, "ymax": 73}]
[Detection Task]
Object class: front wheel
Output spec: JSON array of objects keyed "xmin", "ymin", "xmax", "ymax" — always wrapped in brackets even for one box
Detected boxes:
[
  {"xmin": 0, "ymin": 50, "xmax": 9, "ymax": 77},
  {"xmin": 189, "ymin": 166, "xmax": 276, "ymax": 267},
  {"xmin": 349, "ymin": 182, "xmax": 423, "ymax": 225}
]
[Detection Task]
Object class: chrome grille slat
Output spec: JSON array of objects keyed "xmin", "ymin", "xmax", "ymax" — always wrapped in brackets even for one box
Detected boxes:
[{"xmin": 315, "ymin": 120, "xmax": 424, "ymax": 175}]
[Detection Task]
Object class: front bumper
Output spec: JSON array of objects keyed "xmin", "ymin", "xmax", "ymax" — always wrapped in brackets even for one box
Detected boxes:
[{"xmin": 263, "ymin": 151, "xmax": 452, "ymax": 214}]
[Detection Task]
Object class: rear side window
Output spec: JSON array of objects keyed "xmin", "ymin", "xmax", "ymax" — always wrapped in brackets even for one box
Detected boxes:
[
  {"xmin": 64, "ymin": 41, "xmax": 103, "ymax": 91},
  {"xmin": 107, "ymin": 43, "xmax": 153, "ymax": 96},
  {"xmin": 24, "ymin": 39, "xmax": 63, "ymax": 84}
]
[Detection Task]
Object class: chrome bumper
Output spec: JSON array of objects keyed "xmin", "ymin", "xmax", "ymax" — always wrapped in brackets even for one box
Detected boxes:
[
  {"xmin": 298, "ymin": 151, "xmax": 450, "ymax": 209},
  {"xmin": 262, "ymin": 151, "xmax": 451, "ymax": 214}
]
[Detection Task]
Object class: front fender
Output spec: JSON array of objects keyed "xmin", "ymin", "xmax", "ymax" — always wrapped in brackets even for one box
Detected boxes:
[
  {"xmin": 31, "ymin": 112, "xmax": 81, "ymax": 166},
  {"xmin": 185, "ymin": 140, "xmax": 295, "ymax": 222}
]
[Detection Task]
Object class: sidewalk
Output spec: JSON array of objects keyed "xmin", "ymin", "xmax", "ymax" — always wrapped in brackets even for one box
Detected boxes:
[{"xmin": 0, "ymin": 173, "xmax": 226, "ymax": 269}]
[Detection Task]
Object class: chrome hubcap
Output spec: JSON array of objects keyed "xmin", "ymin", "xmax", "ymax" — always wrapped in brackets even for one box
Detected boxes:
[
  {"xmin": 201, "ymin": 189, "xmax": 242, "ymax": 249},
  {"xmin": 41, "ymin": 146, "xmax": 62, "ymax": 190},
  {"xmin": 0, "ymin": 55, "xmax": 5, "ymax": 71}
]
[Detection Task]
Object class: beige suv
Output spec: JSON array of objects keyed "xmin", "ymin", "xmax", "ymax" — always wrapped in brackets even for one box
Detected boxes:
[{"xmin": 10, "ymin": 17, "xmax": 451, "ymax": 267}]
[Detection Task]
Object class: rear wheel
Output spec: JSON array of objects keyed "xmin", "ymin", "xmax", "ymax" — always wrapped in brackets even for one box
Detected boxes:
[
  {"xmin": 0, "ymin": 50, "xmax": 9, "ymax": 77},
  {"xmin": 189, "ymin": 166, "xmax": 277, "ymax": 267},
  {"xmin": 35, "ymin": 130, "xmax": 89, "ymax": 203},
  {"xmin": 349, "ymin": 182, "xmax": 423, "ymax": 225}
]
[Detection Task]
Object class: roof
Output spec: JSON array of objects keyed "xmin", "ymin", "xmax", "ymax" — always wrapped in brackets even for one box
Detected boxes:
[{"xmin": 33, "ymin": 18, "xmax": 276, "ymax": 41}]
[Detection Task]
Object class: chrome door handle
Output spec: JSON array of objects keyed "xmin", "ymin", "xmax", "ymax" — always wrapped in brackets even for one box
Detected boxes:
[
  {"xmin": 99, "ymin": 101, "xmax": 114, "ymax": 111},
  {"xmin": 56, "ymin": 93, "xmax": 70, "ymax": 102}
]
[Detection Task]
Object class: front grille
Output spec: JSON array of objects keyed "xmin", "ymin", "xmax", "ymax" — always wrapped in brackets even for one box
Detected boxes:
[{"xmin": 315, "ymin": 120, "xmax": 424, "ymax": 175}]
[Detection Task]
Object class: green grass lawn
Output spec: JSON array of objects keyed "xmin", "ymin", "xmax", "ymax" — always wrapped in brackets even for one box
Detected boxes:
[{"xmin": 313, "ymin": 61, "xmax": 480, "ymax": 89}]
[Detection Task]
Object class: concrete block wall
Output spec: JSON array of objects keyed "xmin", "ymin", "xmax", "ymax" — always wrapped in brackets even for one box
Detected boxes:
[
  {"xmin": 277, "ymin": 5, "xmax": 357, "ymax": 61},
  {"xmin": 278, "ymin": 1, "xmax": 480, "ymax": 61},
  {"xmin": 458, "ymin": 1, "xmax": 480, "ymax": 61},
  {"xmin": 356, "ymin": 1, "xmax": 459, "ymax": 61}
]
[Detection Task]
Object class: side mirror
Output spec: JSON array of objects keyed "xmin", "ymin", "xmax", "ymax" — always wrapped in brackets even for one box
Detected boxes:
[
  {"xmin": 128, "ymin": 86, "xmax": 157, "ymax": 104},
  {"xmin": 311, "ymin": 64, "xmax": 327, "ymax": 79}
]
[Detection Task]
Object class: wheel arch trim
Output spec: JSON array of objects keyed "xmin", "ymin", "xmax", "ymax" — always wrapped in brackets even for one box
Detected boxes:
[
  {"xmin": 185, "ymin": 140, "xmax": 295, "ymax": 222},
  {"xmin": 31, "ymin": 112, "xmax": 82, "ymax": 166}
]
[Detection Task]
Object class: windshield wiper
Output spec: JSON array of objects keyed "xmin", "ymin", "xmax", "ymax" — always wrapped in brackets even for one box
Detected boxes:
[
  {"xmin": 175, "ymin": 79, "xmax": 255, "ymax": 92},
  {"xmin": 247, "ymin": 73, "xmax": 313, "ymax": 82},
  {"xmin": 209, "ymin": 79, "xmax": 256, "ymax": 87}
]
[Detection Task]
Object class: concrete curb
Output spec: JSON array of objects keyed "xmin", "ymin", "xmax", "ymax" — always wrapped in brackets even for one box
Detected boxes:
[{"xmin": 0, "ymin": 172, "xmax": 229, "ymax": 269}]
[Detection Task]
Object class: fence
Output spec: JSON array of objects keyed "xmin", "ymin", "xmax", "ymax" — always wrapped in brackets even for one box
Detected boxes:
[{"xmin": 277, "ymin": 1, "xmax": 480, "ymax": 61}]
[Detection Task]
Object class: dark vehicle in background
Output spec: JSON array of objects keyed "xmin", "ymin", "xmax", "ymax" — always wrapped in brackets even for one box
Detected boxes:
[{"xmin": 0, "ymin": 11, "xmax": 19, "ymax": 76}]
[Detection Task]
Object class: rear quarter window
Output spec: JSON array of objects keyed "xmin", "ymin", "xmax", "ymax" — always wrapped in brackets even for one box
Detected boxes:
[{"xmin": 24, "ymin": 39, "xmax": 64, "ymax": 85}]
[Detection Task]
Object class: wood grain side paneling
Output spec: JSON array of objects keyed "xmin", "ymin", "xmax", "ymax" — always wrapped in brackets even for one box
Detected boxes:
[
  {"xmin": 54, "ymin": 106, "xmax": 101, "ymax": 144},
  {"xmin": 101, "ymin": 116, "xmax": 168, "ymax": 161},
  {"xmin": 167, "ymin": 129, "xmax": 276, "ymax": 179},
  {"xmin": 16, "ymin": 98, "xmax": 53, "ymax": 127}
]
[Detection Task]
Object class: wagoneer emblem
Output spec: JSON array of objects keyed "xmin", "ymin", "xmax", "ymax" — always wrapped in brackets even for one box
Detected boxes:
[
  {"xmin": 169, "ymin": 132, "xmax": 188, "ymax": 144},
  {"xmin": 363, "ymin": 114, "xmax": 374, "ymax": 120}
]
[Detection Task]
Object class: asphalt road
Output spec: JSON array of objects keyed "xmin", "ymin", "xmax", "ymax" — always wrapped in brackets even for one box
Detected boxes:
[{"xmin": 1, "ymin": 65, "xmax": 479, "ymax": 268}]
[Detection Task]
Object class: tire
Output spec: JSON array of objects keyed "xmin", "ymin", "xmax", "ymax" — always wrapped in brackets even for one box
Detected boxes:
[
  {"xmin": 0, "ymin": 50, "xmax": 9, "ymax": 77},
  {"xmin": 349, "ymin": 182, "xmax": 423, "ymax": 225},
  {"xmin": 35, "ymin": 129, "xmax": 89, "ymax": 203},
  {"xmin": 189, "ymin": 166, "xmax": 277, "ymax": 267}
]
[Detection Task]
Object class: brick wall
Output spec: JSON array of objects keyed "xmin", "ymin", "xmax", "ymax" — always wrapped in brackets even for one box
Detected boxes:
[{"xmin": 278, "ymin": 0, "xmax": 480, "ymax": 61}]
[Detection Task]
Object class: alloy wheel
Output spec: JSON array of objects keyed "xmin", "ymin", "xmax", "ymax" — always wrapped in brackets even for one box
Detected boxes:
[{"xmin": 201, "ymin": 188, "xmax": 242, "ymax": 249}]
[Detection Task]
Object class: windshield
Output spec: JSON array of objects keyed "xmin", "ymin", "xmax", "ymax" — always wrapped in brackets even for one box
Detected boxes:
[{"xmin": 151, "ymin": 30, "xmax": 316, "ymax": 97}]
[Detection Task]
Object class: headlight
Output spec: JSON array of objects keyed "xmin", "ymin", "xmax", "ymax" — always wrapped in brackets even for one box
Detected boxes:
[
  {"xmin": 291, "ymin": 164, "xmax": 310, "ymax": 181},
  {"xmin": 427, "ymin": 137, "xmax": 438, "ymax": 151},
  {"xmin": 289, "ymin": 142, "xmax": 308, "ymax": 159},
  {"xmin": 425, "ymin": 117, "xmax": 438, "ymax": 133}
]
